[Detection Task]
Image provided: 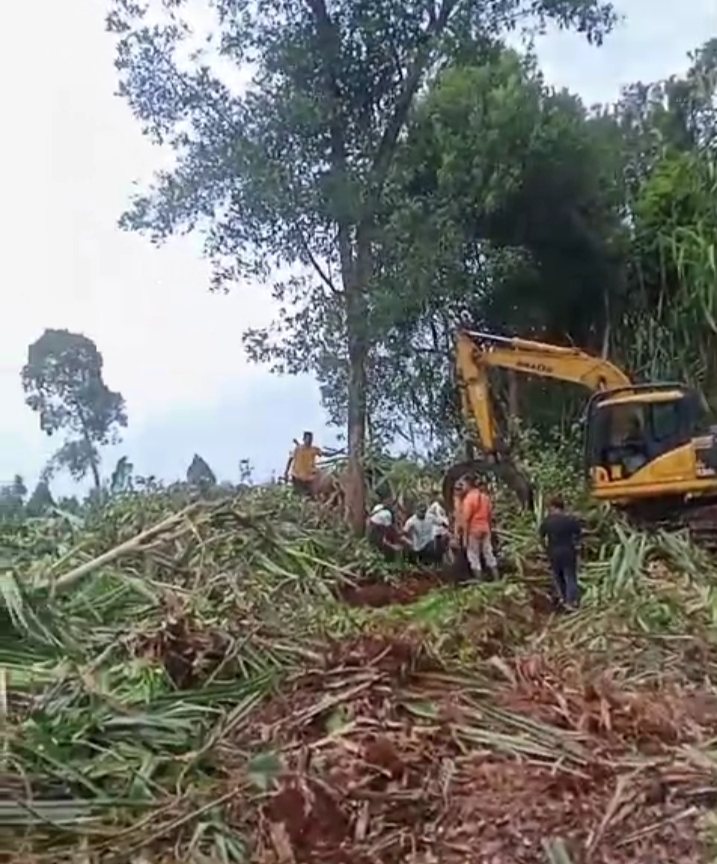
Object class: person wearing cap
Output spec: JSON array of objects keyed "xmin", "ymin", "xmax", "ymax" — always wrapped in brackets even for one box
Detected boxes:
[{"xmin": 367, "ymin": 499, "xmax": 404, "ymax": 559}]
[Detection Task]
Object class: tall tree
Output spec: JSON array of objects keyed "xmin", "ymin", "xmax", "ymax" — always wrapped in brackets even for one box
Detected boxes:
[
  {"xmin": 22, "ymin": 330, "xmax": 127, "ymax": 490},
  {"xmin": 25, "ymin": 480, "xmax": 55, "ymax": 518},
  {"xmin": 0, "ymin": 475, "xmax": 27, "ymax": 521},
  {"xmin": 108, "ymin": 0, "xmax": 615, "ymax": 530}
]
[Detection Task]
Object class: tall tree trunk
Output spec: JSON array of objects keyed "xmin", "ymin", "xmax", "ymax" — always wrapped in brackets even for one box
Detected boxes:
[
  {"xmin": 343, "ymin": 229, "xmax": 371, "ymax": 534},
  {"xmin": 345, "ymin": 328, "xmax": 367, "ymax": 532},
  {"xmin": 90, "ymin": 457, "xmax": 101, "ymax": 491},
  {"xmin": 77, "ymin": 408, "xmax": 102, "ymax": 491}
]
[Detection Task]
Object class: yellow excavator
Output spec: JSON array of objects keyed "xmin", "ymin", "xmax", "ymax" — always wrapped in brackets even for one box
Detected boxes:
[{"xmin": 444, "ymin": 329, "xmax": 717, "ymax": 545}]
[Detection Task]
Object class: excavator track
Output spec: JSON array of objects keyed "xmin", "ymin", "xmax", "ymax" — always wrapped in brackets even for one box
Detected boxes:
[{"xmin": 622, "ymin": 496, "xmax": 717, "ymax": 551}]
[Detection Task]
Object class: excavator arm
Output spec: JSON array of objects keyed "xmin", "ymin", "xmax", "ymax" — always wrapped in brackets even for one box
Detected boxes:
[{"xmin": 448, "ymin": 329, "xmax": 633, "ymax": 511}]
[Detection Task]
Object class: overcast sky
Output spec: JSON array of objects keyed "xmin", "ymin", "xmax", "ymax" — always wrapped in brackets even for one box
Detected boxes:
[{"xmin": 0, "ymin": 0, "xmax": 714, "ymax": 493}]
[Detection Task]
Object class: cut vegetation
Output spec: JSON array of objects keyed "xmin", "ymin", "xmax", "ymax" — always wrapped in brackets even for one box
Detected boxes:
[{"xmin": 5, "ymin": 473, "xmax": 717, "ymax": 863}]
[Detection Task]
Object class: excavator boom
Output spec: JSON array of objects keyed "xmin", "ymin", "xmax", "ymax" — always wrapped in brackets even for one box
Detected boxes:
[
  {"xmin": 457, "ymin": 329, "xmax": 631, "ymax": 391},
  {"xmin": 455, "ymin": 329, "xmax": 631, "ymax": 456}
]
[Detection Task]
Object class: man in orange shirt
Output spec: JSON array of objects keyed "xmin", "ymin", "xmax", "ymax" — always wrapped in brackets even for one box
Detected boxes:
[{"xmin": 459, "ymin": 476, "xmax": 498, "ymax": 581}]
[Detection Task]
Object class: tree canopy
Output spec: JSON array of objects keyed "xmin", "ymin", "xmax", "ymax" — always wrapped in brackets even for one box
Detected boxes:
[
  {"xmin": 187, "ymin": 454, "xmax": 217, "ymax": 490},
  {"xmin": 22, "ymin": 329, "xmax": 127, "ymax": 489}
]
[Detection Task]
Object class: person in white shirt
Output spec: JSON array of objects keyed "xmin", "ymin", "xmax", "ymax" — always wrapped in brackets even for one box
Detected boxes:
[
  {"xmin": 426, "ymin": 501, "xmax": 449, "ymax": 535},
  {"xmin": 403, "ymin": 503, "xmax": 446, "ymax": 565}
]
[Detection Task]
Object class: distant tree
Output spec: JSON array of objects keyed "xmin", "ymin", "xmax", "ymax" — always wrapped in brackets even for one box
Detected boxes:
[
  {"xmin": 186, "ymin": 454, "xmax": 216, "ymax": 491},
  {"xmin": 22, "ymin": 329, "xmax": 127, "ymax": 490},
  {"xmin": 0, "ymin": 475, "xmax": 27, "ymax": 521},
  {"xmin": 56, "ymin": 495, "xmax": 82, "ymax": 515},
  {"xmin": 110, "ymin": 456, "xmax": 134, "ymax": 495},
  {"xmin": 25, "ymin": 480, "xmax": 55, "ymax": 517}
]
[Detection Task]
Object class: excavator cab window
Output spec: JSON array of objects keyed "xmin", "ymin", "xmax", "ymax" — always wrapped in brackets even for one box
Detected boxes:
[{"xmin": 586, "ymin": 390, "xmax": 705, "ymax": 480}]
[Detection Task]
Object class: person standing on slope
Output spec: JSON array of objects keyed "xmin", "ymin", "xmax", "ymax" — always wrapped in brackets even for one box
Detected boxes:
[
  {"xmin": 460, "ymin": 477, "xmax": 499, "ymax": 581},
  {"xmin": 539, "ymin": 495, "xmax": 582, "ymax": 611},
  {"xmin": 284, "ymin": 431, "xmax": 339, "ymax": 496}
]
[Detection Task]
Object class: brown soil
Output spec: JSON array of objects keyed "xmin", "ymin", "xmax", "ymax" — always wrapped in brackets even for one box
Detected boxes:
[
  {"xmin": 219, "ymin": 636, "xmax": 716, "ymax": 864},
  {"xmin": 337, "ymin": 572, "xmax": 448, "ymax": 607}
]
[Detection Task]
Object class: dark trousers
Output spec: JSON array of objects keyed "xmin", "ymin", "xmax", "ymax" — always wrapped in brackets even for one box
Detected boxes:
[
  {"xmin": 291, "ymin": 477, "xmax": 313, "ymax": 496},
  {"xmin": 549, "ymin": 550, "xmax": 579, "ymax": 608},
  {"xmin": 407, "ymin": 539, "xmax": 445, "ymax": 566},
  {"xmin": 368, "ymin": 525, "xmax": 399, "ymax": 561}
]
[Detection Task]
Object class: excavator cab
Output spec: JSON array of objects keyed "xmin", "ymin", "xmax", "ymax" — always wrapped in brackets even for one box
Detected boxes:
[{"xmin": 585, "ymin": 384, "xmax": 717, "ymax": 502}]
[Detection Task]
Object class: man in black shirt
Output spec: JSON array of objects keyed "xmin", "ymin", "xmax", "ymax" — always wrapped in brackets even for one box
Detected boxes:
[{"xmin": 539, "ymin": 495, "xmax": 582, "ymax": 610}]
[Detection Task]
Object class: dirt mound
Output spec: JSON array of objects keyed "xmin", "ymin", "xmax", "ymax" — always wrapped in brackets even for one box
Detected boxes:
[
  {"xmin": 497, "ymin": 654, "xmax": 717, "ymax": 751},
  {"xmin": 220, "ymin": 637, "xmax": 715, "ymax": 864},
  {"xmin": 337, "ymin": 572, "xmax": 448, "ymax": 607}
]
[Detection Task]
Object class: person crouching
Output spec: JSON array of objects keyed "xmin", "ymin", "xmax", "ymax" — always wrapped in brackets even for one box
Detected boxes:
[
  {"xmin": 367, "ymin": 500, "xmax": 404, "ymax": 560},
  {"xmin": 402, "ymin": 503, "xmax": 447, "ymax": 565}
]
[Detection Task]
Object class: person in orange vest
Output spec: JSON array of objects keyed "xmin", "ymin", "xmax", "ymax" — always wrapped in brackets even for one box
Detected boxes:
[
  {"xmin": 459, "ymin": 476, "xmax": 499, "ymax": 581},
  {"xmin": 284, "ymin": 431, "xmax": 323, "ymax": 495}
]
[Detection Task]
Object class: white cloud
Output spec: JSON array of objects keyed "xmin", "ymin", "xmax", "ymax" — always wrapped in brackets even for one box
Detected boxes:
[
  {"xmin": 0, "ymin": 0, "xmax": 713, "ymax": 490},
  {"xmin": 534, "ymin": 0, "xmax": 716, "ymax": 105}
]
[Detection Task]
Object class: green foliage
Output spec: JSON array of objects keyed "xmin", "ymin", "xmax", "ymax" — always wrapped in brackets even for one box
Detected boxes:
[
  {"xmin": 609, "ymin": 40, "xmax": 717, "ymax": 394},
  {"xmin": 25, "ymin": 480, "xmax": 55, "ymax": 517},
  {"xmin": 615, "ymin": 151, "xmax": 717, "ymax": 390},
  {"xmin": 365, "ymin": 38, "xmax": 717, "ymax": 447},
  {"xmin": 358, "ymin": 50, "xmax": 627, "ymax": 445},
  {"xmin": 22, "ymin": 329, "xmax": 127, "ymax": 489},
  {"xmin": 5, "ymin": 461, "xmax": 717, "ymax": 859}
]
